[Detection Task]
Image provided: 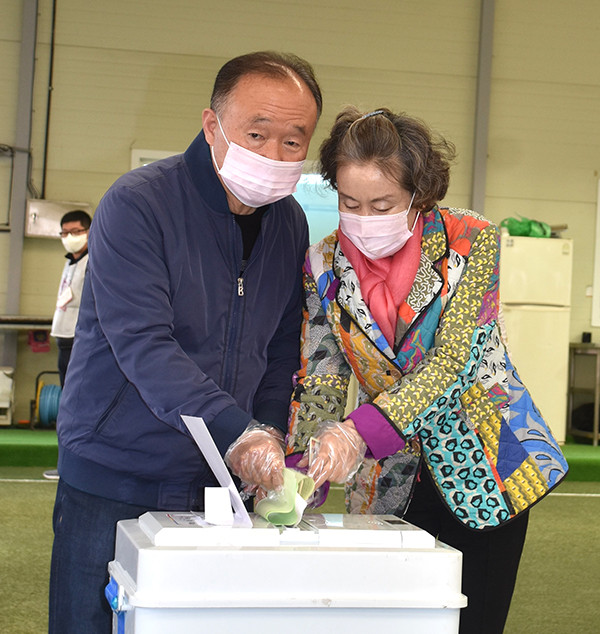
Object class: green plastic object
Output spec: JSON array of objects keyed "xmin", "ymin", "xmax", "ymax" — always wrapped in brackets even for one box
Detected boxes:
[
  {"xmin": 500, "ymin": 216, "xmax": 551, "ymax": 238},
  {"xmin": 255, "ymin": 468, "xmax": 315, "ymax": 526}
]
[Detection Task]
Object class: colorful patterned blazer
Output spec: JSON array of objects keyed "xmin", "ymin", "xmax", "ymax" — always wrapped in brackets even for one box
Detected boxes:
[{"xmin": 286, "ymin": 205, "xmax": 568, "ymax": 530}]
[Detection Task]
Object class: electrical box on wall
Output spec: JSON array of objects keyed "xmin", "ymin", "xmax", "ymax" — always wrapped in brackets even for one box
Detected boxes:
[{"xmin": 25, "ymin": 199, "xmax": 94, "ymax": 239}]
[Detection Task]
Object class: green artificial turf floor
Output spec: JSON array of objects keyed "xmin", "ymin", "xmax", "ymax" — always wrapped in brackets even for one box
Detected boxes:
[{"xmin": 2, "ymin": 429, "xmax": 599, "ymax": 481}]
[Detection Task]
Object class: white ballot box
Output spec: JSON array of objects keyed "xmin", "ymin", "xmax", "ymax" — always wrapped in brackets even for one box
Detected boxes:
[{"xmin": 106, "ymin": 511, "xmax": 466, "ymax": 633}]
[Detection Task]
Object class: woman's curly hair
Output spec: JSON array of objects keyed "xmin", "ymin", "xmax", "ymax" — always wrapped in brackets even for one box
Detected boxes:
[{"xmin": 319, "ymin": 106, "xmax": 456, "ymax": 212}]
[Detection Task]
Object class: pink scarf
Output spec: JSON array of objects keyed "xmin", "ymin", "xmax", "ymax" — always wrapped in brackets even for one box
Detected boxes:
[{"xmin": 338, "ymin": 214, "xmax": 423, "ymax": 348}]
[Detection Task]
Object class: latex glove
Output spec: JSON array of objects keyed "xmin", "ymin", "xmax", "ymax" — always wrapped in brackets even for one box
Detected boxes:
[
  {"xmin": 225, "ymin": 422, "xmax": 285, "ymax": 492},
  {"xmin": 298, "ymin": 418, "xmax": 367, "ymax": 489}
]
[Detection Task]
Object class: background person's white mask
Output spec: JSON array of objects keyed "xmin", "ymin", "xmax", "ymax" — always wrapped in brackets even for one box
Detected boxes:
[
  {"xmin": 211, "ymin": 116, "xmax": 304, "ymax": 208},
  {"xmin": 61, "ymin": 233, "xmax": 87, "ymax": 254},
  {"xmin": 339, "ymin": 192, "xmax": 417, "ymax": 260}
]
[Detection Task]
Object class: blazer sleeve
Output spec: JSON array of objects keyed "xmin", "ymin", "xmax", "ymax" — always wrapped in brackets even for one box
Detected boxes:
[{"xmin": 286, "ymin": 258, "xmax": 353, "ymax": 455}]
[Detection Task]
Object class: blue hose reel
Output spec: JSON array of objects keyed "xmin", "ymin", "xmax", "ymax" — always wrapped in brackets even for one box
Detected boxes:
[{"xmin": 38, "ymin": 384, "xmax": 61, "ymax": 426}]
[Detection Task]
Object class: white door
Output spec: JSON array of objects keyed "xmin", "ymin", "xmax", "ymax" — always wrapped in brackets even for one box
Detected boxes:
[{"xmin": 501, "ymin": 304, "xmax": 570, "ymax": 444}]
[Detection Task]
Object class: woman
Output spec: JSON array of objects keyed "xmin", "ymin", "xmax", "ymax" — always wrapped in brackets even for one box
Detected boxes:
[{"xmin": 286, "ymin": 107, "xmax": 568, "ymax": 634}]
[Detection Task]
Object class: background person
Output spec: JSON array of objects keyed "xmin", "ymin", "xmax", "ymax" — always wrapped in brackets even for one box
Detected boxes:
[
  {"xmin": 49, "ymin": 51, "xmax": 322, "ymax": 634},
  {"xmin": 50, "ymin": 209, "xmax": 92, "ymax": 388},
  {"xmin": 286, "ymin": 106, "xmax": 568, "ymax": 634},
  {"xmin": 43, "ymin": 209, "xmax": 92, "ymax": 480}
]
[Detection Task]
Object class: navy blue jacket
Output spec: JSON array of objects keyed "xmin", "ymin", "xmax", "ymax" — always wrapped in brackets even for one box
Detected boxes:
[{"xmin": 57, "ymin": 131, "xmax": 309, "ymax": 509}]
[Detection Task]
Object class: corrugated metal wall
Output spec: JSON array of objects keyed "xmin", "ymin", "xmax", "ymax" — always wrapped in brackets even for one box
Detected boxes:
[{"xmin": 1, "ymin": 0, "xmax": 599, "ymax": 419}]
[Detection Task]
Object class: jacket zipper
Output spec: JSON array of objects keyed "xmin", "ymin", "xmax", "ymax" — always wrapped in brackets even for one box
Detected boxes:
[
  {"xmin": 237, "ymin": 260, "xmax": 246, "ymax": 296},
  {"xmin": 222, "ymin": 217, "xmax": 247, "ymax": 394}
]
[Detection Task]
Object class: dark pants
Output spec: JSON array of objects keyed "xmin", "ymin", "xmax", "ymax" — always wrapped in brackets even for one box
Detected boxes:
[
  {"xmin": 55, "ymin": 337, "xmax": 74, "ymax": 388},
  {"xmin": 49, "ymin": 480, "xmax": 152, "ymax": 634},
  {"xmin": 403, "ymin": 467, "xmax": 529, "ymax": 634}
]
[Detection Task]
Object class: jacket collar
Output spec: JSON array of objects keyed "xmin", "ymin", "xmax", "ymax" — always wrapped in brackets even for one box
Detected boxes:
[
  {"xmin": 420, "ymin": 205, "xmax": 449, "ymax": 264},
  {"xmin": 183, "ymin": 130, "xmax": 233, "ymax": 215},
  {"xmin": 65, "ymin": 248, "xmax": 88, "ymax": 264}
]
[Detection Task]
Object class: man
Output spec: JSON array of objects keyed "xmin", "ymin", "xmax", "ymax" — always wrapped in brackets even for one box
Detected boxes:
[
  {"xmin": 49, "ymin": 51, "xmax": 322, "ymax": 633},
  {"xmin": 50, "ymin": 209, "xmax": 92, "ymax": 388},
  {"xmin": 43, "ymin": 209, "xmax": 92, "ymax": 480}
]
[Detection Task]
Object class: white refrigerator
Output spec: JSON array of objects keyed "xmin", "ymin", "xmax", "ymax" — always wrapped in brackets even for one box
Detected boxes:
[{"xmin": 499, "ymin": 234, "xmax": 573, "ymax": 444}]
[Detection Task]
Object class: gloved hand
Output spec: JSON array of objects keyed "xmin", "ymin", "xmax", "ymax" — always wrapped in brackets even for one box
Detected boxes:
[
  {"xmin": 225, "ymin": 422, "xmax": 286, "ymax": 492},
  {"xmin": 297, "ymin": 418, "xmax": 367, "ymax": 489}
]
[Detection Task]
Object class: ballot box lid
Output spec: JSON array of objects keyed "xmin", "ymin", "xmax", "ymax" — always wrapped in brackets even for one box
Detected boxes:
[{"xmin": 135, "ymin": 511, "xmax": 436, "ymax": 549}]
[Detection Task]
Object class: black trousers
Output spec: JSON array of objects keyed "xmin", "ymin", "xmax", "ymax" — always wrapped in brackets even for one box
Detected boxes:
[
  {"xmin": 403, "ymin": 466, "xmax": 529, "ymax": 634},
  {"xmin": 55, "ymin": 336, "xmax": 74, "ymax": 388}
]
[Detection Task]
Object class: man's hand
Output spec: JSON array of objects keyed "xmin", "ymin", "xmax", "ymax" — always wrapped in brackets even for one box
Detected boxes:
[{"xmin": 225, "ymin": 422, "xmax": 285, "ymax": 492}]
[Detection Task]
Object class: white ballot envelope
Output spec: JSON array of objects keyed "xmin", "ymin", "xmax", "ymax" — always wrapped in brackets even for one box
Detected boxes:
[{"xmin": 181, "ymin": 415, "xmax": 253, "ymax": 528}]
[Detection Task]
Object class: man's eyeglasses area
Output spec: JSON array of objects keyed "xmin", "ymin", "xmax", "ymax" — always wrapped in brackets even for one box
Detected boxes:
[{"xmin": 59, "ymin": 229, "xmax": 88, "ymax": 238}]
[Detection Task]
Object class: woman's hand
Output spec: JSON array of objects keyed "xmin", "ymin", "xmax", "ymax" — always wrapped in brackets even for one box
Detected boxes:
[{"xmin": 299, "ymin": 418, "xmax": 367, "ymax": 489}]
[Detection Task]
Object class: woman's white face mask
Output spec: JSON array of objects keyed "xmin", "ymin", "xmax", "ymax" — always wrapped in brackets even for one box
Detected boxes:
[
  {"xmin": 336, "ymin": 161, "xmax": 418, "ymax": 260},
  {"xmin": 339, "ymin": 191, "xmax": 417, "ymax": 259},
  {"xmin": 211, "ymin": 116, "xmax": 305, "ymax": 208}
]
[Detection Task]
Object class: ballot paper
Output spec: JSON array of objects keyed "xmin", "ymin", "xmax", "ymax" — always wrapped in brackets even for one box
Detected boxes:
[
  {"xmin": 254, "ymin": 468, "xmax": 315, "ymax": 527},
  {"xmin": 181, "ymin": 415, "xmax": 252, "ymax": 528}
]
